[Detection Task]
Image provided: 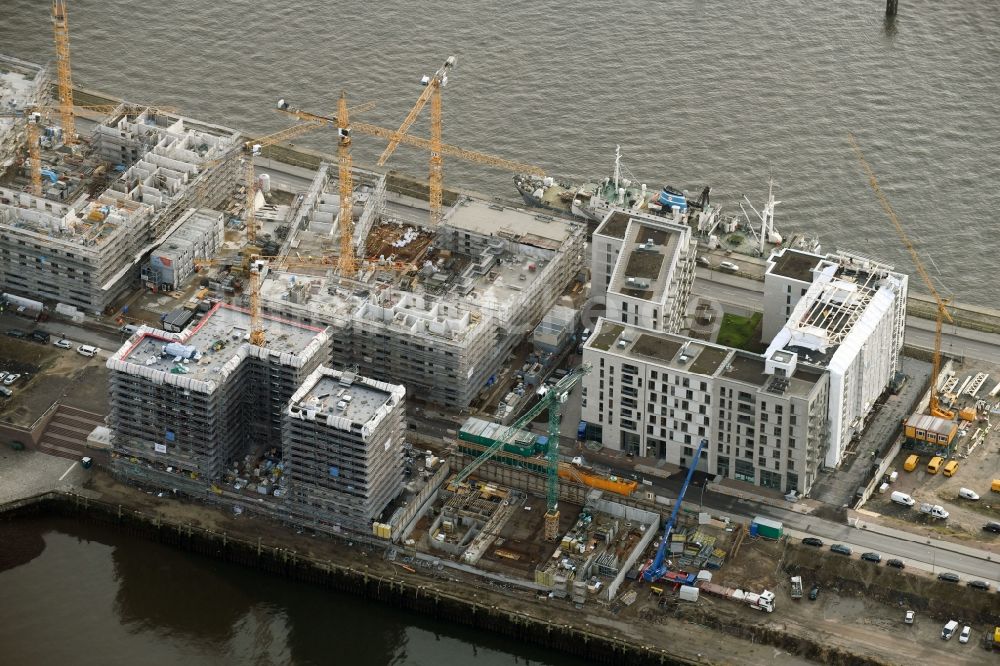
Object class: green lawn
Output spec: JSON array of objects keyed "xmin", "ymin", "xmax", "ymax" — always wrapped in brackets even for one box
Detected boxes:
[{"xmin": 717, "ymin": 311, "xmax": 763, "ymax": 351}]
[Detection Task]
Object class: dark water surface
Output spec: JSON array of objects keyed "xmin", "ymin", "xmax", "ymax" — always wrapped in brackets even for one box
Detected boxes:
[
  {"xmin": 2, "ymin": 0, "xmax": 997, "ymax": 303},
  {"xmin": 0, "ymin": 517, "xmax": 580, "ymax": 666}
]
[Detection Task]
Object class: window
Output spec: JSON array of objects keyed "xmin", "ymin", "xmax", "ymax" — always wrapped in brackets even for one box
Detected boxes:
[{"xmin": 734, "ymin": 459, "xmax": 755, "ymax": 482}]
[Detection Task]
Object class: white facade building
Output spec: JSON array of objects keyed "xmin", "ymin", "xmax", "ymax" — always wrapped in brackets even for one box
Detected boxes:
[
  {"xmin": 580, "ymin": 318, "xmax": 829, "ymax": 495},
  {"xmin": 764, "ymin": 249, "xmax": 908, "ymax": 467},
  {"xmin": 591, "ymin": 211, "xmax": 695, "ymax": 333}
]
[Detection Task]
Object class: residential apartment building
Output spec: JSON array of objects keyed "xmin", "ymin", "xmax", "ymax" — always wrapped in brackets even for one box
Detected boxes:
[
  {"xmin": 591, "ymin": 210, "xmax": 695, "ymax": 333},
  {"xmin": 581, "ymin": 319, "xmax": 829, "ymax": 495},
  {"xmin": 763, "ymin": 249, "xmax": 907, "ymax": 467},
  {"xmin": 285, "ymin": 367, "xmax": 406, "ymax": 533},
  {"xmin": 260, "ymin": 199, "xmax": 585, "ymax": 408},
  {"xmin": 108, "ymin": 302, "xmax": 330, "ymax": 481}
]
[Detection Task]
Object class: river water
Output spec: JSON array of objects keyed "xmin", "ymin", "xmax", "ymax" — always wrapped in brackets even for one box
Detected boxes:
[
  {"xmin": 0, "ymin": 1, "xmax": 997, "ymax": 660},
  {"xmin": 2, "ymin": 0, "xmax": 998, "ymax": 305},
  {"xmin": 0, "ymin": 517, "xmax": 577, "ymax": 666}
]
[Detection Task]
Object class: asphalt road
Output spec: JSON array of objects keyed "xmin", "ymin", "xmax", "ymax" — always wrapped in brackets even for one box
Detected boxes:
[
  {"xmin": 693, "ymin": 273, "xmax": 1000, "ymax": 364},
  {"xmin": 0, "ymin": 312, "xmax": 121, "ymax": 359}
]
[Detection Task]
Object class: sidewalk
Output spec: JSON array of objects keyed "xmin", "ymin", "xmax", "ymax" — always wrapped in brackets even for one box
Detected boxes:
[{"xmin": 849, "ymin": 509, "xmax": 998, "ymax": 562}]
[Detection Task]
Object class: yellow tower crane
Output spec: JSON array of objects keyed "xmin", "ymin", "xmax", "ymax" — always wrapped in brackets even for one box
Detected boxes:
[
  {"xmin": 336, "ymin": 92, "xmax": 357, "ymax": 276},
  {"xmin": 849, "ymin": 133, "xmax": 955, "ymax": 420},
  {"xmin": 51, "ymin": 1, "xmax": 77, "ymax": 145},
  {"xmin": 377, "ymin": 56, "xmax": 457, "ymax": 226},
  {"xmin": 276, "ymin": 100, "xmax": 546, "ymax": 222},
  {"xmin": 242, "ymin": 121, "xmax": 327, "ymax": 245},
  {"xmin": 26, "ymin": 110, "xmax": 42, "ymax": 197}
]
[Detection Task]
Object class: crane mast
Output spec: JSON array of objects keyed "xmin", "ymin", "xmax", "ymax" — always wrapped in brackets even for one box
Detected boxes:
[
  {"xmin": 50, "ymin": 1, "xmax": 76, "ymax": 145},
  {"xmin": 336, "ymin": 92, "xmax": 356, "ymax": 277},
  {"xmin": 378, "ymin": 56, "xmax": 456, "ymax": 226},
  {"xmin": 849, "ymin": 133, "xmax": 954, "ymax": 419},
  {"xmin": 451, "ymin": 365, "xmax": 590, "ymax": 541},
  {"xmin": 26, "ymin": 111, "xmax": 42, "ymax": 196}
]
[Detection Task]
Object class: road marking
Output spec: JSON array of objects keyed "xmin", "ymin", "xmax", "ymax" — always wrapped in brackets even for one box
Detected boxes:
[{"xmin": 58, "ymin": 461, "xmax": 77, "ymax": 481}]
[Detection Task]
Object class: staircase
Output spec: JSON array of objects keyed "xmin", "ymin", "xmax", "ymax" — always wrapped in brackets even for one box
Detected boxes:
[{"xmin": 36, "ymin": 404, "xmax": 107, "ymax": 465}]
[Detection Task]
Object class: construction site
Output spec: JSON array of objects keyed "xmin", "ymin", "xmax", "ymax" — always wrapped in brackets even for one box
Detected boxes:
[{"xmin": 2, "ymin": 4, "xmax": 1000, "ymax": 665}]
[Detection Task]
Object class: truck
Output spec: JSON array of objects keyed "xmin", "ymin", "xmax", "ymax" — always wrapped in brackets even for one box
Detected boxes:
[
  {"xmin": 790, "ymin": 576, "xmax": 803, "ymax": 600},
  {"xmin": 918, "ymin": 503, "xmax": 949, "ymax": 520},
  {"xmin": 751, "ymin": 516, "xmax": 783, "ymax": 540},
  {"xmin": 698, "ymin": 581, "xmax": 776, "ymax": 612}
]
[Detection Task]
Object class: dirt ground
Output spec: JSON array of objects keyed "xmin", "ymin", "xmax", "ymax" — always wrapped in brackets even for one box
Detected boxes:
[
  {"xmin": 0, "ymin": 337, "xmax": 109, "ymax": 426},
  {"xmin": 478, "ymin": 494, "xmax": 581, "ymax": 578},
  {"xmin": 78, "ymin": 470, "xmax": 814, "ymax": 666},
  {"xmin": 776, "ymin": 544, "xmax": 997, "ymax": 663},
  {"xmin": 865, "ymin": 424, "xmax": 1000, "ymax": 539}
]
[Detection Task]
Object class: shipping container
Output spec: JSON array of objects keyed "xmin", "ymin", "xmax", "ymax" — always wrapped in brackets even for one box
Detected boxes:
[{"xmin": 751, "ymin": 516, "xmax": 784, "ymax": 540}]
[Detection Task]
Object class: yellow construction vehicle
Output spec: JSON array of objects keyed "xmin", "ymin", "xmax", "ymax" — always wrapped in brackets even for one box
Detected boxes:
[{"xmin": 850, "ymin": 134, "xmax": 954, "ymax": 420}]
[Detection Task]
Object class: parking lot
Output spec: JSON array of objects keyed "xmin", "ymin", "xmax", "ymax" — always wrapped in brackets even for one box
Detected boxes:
[
  {"xmin": 864, "ymin": 360, "xmax": 1000, "ymax": 539},
  {"xmin": 0, "ymin": 334, "xmax": 109, "ymax": 427}
]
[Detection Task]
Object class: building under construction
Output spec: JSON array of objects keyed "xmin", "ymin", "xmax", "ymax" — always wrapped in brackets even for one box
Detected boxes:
[
  {"xmin": 107, "ymin": 302, "xmax": 331, "ymax": 481},
  {"xmin": 0, "ymin": 102, "xmax": 240, "ymax": 313},
  {"xmin": 284, "ymin": 366, "xmax": 406, "ymax": 533},
  {"xmin": 0, "ymin": 54, "xmax": 47, "ymax": 180},
  {"xmin": 259, "ymin": 167, "xmax": 586, "ymax": 407}
]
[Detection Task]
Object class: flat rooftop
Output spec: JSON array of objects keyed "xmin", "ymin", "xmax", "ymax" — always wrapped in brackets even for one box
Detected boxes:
[
  {"xmin": 595, "ymin": 211, "xmax": 632, "ymax": 239},
  {"xmin": 113, "ymin": 302, "xmax": 326, "ymax": 384},
  {"xmin": 587, "ymin": 320, "xmax": 733, "ymax": 376},
  {"xmin": 768, "ymin": 248, "xmax": 820, "ymax": 283},
  {"xmin": 608, "ymin": 217, "xmax": 684, "ymax": 303},
  {"xmin": 446, "ymin": 199, "xmax": 576, "ymax": 250},
  {"xmin": 290, "ymin": 367, "xmax": 399, "ymax": 427}
]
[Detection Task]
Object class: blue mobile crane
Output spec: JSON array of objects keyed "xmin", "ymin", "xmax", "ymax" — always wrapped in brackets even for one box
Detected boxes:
[{"xmin": 642, "ymin": 437, "xmax": 709, "ymax": 582}]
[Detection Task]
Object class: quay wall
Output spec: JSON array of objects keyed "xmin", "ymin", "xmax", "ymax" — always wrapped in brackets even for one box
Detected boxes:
[
  {"xmin": 1, "ymin": 491, "xmax": 691, "ymax": 666},
  {"xmin": 0, "ymin": 491, "xmax": 888, "ymax": 666}
]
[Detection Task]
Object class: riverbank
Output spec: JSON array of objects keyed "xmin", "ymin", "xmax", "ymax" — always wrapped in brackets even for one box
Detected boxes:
[{"xmin": 0, "ymin": 470, "xmax": 890, "ymax": 666}]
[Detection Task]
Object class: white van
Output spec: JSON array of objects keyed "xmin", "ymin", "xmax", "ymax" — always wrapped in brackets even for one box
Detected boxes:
[
  {"xmin": 77, "ymin": 345, "xmax": 98, "ymax": 357},
  {"xmin": 890, "ymin": 491, "xmax": 915, "ymax": 507},
  {"xmin": 941, "ymin": 620, "xmax": 958, "ymax": 640}
]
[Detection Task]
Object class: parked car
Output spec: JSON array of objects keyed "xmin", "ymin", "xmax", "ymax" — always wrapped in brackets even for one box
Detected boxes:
[
  {"xmin": 0, "ymin": 386, "xmax": 11, "ymax": 397},
  {"xmin": 967, "ymin": 580, "xmax": 990, "ymax": 591},
  {"xmin": 77, "ymin": 345, "xmax": 98, "ymax": 357},
  {"xmin": 937, "ymin": 572, "xmax": 960, "ymax": 583},
  {"xmin": 801, "ymin": 537, "xmax": 824, "ymax": 548},
  {"xmin": 958, "ymin": 487, "xmax": 979, "ymax": 501},
  {"xmin": 984, "ymin": 521, "xmax": 1000, "ymax": 534},
  {"xmin": 718, "ymin": 260, "xmax": 740, "ymax": 272},
  {"xmin": 860, "ymin": 552, "xmax": 881, "ymax": 564},
  {"xmin": 942, "ymin": 620, "xmax": 958, "ymax": 640},
  {"xmin": 886, "ymin": 559, "xmax": 905, "ymax": 569},
  {"xmin": 808, "ymin": 584, "xmax": 820, "ymax": 600},
  {"xmin": 904, "ymin": 610, "xmax": 914, "ymax": 625},
  {"xmin": 959, "ymin": 625, "xmax": 971, "ymax": 644},
  {"xmin": 5, "ymin": 329, "xmax": 26, "ymax": 338},
  {"xmin": 830, "ymin": 544, "xmax": 852, "ymax": 556},
  {"xmin": 696, "ymin": 255, "xmax": 711, "ymax": 267},
  {"xmin": 30, "ymin": 330, "xmax": 50, "ymax": 343},
  {"xmin": 53, "ymin": 339, "xmax": 72, "ymax": 349},
  {"xmin": 3, "ymin": 373, "xmax": 20, "ymax": 386},
  {"xmin": 0, "ymin": 372, "xmax": 7, "ymax": 382}
]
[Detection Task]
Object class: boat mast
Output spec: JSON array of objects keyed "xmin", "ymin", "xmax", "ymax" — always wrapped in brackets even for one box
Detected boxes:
[{"xmin": 613, "ymin": 144, "xmax": 621, "ymax": 190}]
